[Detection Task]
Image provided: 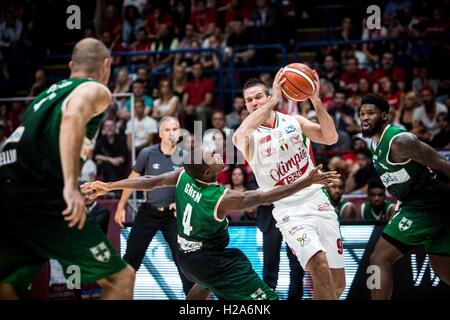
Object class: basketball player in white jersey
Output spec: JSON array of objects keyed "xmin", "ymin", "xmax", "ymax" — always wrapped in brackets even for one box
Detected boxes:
[{"xmin": 233, "ymin": 69, "xmax": 345, "ymax": 299}]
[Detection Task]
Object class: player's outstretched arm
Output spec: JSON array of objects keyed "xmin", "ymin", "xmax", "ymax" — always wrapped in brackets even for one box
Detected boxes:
[
  {"xmin": 391, "ymin": 133, "xmax": 450, "ymax": 178},
  {"xmin": 232, "ymin": 68, "xmax": 286, "ymax": 157},
  {"xmin": 217, "ymin": 165, "xmax": 340, "ymax": 219},
  {"xmin": 81, "ymin": 169, "xmax": 182, "ymax": 200}
]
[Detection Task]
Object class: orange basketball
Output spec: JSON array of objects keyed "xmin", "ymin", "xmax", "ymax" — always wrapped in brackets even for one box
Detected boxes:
[{"xmin": 281, "ymin": 63, "xmax": 316, "ymax": 101}]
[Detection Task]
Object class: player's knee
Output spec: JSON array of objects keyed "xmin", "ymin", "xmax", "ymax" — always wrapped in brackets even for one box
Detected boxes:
[
  {"xmin": 0, "ymin": 284, "xmax": 19, "ymax": 300},
  {"xmin": 370, "ymin": 250, "xmax": 391, "ymax": 267}
]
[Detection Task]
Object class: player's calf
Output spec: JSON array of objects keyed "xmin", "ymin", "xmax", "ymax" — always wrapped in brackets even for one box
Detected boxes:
[
  {"xmin": 331, "ymin": 268, "xmax": 346, "ymax": 299},
  {"xmin": 97, "ymin": 265, "xmax": 135, "ymax": 300},
  {"xmin": 430, "ymin": 255, "xmax": 450, "ymax": 285},
  {"xmin": 307, "ymin": 251, "xmax": 337, "ymax": 300}
]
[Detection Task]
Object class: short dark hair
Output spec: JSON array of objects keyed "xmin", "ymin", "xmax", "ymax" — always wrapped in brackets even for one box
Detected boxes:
[
  {"xmin": 368, "ymin": 179, "xmax": 386, "ymax": 192},
  {"xmin": 361, "ymin": 94, "xmax": 390, "ymax": 113},
  {"xmin": 183, "ymin": 148, "xmax": 208, "ymax": 179},
  {"xmin": 243, "ymin": 78, "xmax": 269, "ymax": 95},
  {"xmin": 133, "ymin": 79, "xmax": 145, "ymax": 86}
]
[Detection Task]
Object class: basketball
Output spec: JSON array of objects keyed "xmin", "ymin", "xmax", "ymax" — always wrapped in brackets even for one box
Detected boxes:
[{"xmin": 281, "ymin": 63, "xmax": 316, "ymax": 101}]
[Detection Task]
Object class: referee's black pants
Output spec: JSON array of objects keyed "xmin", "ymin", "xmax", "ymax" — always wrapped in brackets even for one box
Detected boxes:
[{"xmin": 123, "ymin": 203, "xmax": 194, "ymax": 296}]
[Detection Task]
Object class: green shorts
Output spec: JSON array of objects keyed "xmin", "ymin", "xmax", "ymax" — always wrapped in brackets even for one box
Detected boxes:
[
  {"xmin": 383, "ymin": 203, "xmax": 450, "ymax": 255},
  {"xmin": 178, "ymin": 247, "xmax": 278, "ymax": 300},
  {"xmin": 0, "ymin": 183, "xmax": 127, "ymax": 297}
]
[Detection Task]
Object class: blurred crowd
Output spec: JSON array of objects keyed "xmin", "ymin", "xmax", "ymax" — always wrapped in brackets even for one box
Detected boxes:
[{"xmin": 0, "ymin": 0, "xmax": 449, "ymax": 222}]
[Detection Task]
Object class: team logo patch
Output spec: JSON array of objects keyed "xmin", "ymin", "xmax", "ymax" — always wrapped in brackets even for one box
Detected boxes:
[
  {"xmin": 250, "ymin": 288, "xmax": 267, "ymax": 300},
  {"xmin": 90, "ymin": 242, "xmax": 111, "ymax": 263},
  {"xmin": 399, "ymin": 217, "xmax": 413, "ymax": 231},
  {"xmin": 317, "ymin": 202, "xmax": 332, "ymax": 211},
  {"xmin": 153, "ymin": 163, "xmax": 160, "ymax": 169},
  {"xmin": 259, "ymin": 135, "xmax": 272, "ymax": 144},
  {"xmin": 296, "ymin": 233, "xmax": 311, "ymax": 247},
  {"xmin": 284, "ymin": 125, "xmax": 296, "ymax": 134},
  {"xmin": 290, "ymin": 134, "xmax": 301, "ymax": 144}
]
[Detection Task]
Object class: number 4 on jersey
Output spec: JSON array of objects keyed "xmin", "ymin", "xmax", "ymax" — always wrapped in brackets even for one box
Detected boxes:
[{"xmin": 182, "ymin": 203, "xmax": 193, "ymax": 236}]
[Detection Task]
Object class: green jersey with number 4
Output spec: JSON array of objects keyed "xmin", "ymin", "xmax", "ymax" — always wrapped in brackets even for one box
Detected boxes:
[
  {"xmin": 0, "ymin": 78, "xmax": 106, "ymax": 185},
  {"xmin": 176, "ymin": 170, "xmax": 229, "ymax": 250}
]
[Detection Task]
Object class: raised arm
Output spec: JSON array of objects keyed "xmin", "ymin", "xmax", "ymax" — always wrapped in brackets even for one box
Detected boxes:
[
  {"xmin": 390, "ymin": 132, "xmax": 450, "ymax": 178},
  {"xmin": 217, "ymin": 165, "xmax": 339, "ymax": 219},
  {"xmin": 81, "ymin": 169, "xmax": 182, "ymax": 200},
  {"xmin": 60, "ymin": 82, "xmax": 110, "ymax": 229},
  {"xmin": 295, "ymin": 70, "xmax": 338, "ymax": 145},
  {"xmin": 232, "ymin": 68, "xmax": 286, "ymax": 159}
]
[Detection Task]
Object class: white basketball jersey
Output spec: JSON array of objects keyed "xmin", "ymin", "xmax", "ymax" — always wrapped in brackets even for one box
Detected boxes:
[{"xmin": 249, "ymin": 111, "xmax": 324, "ymax": 207}]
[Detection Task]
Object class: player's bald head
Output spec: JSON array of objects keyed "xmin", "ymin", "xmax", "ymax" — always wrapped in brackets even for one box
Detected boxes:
[{"xmin": 70, "ymin": 38, "xmax": 111, "ymax": 77}]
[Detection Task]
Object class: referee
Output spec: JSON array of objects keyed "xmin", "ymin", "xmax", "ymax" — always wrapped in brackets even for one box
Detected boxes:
[{"xmin": 115, "ymin": 116, "xmax": 194, "ymax": 295}]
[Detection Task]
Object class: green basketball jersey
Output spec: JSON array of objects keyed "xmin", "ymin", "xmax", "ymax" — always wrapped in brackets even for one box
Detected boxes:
[
  {"xmin": 334, "ymin": 199, "xmax": 352, "ymax": 220},
  {"xmin": 369, "ymin": 124, "xmax": 437, "ymax": 204},
  {"xmin": 176, "ymin": 170, "xmax": 229, "ymax": 251},
  {"xmin": 0, "ymin": 78, "xmax": 107, "ymax": 185},
  {"xmin": 361, "ymin": 200, "xmax": 394, "ymax": 220}
]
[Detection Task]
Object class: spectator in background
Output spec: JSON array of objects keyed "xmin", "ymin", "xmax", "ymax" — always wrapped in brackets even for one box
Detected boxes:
[
  {"xmin": 413, "ymin": 86, "xmax": 447, "ymax": 137},
  {"xmin": 177, "ymin": 23, "xmax": 200, "ymax": 52},
  {"xmin": 328, "ymin": 90, "xmax": 359, "ymax": 135},
  {"xmin": 249, "ymin": 0, "xmax": 276, "ymax": 46},
  {"xmin": 201, "ymin": 34, "xmax": 221, "ymax": 71},
  {"xmin": 327, "ymin": 178, "xmax": 358, "ymax": 220},
  {"xmin": 231, "ymin": 107, "xmax": 249, "ymax": 130},
  {"xmin": 426, "ymin": 8, "xmax": 450, "ymax": 35},
  {"xmin": 28, "ymin": 69, "xmax": 47, "ymax": 97},
  {"xmin": 182, "ymin": 62, "xmax": 214, "ymax": 132},
  {"xmin": 129, "ymin": 27, "xmax": 152, "ymax": 65},
  {"xmin": 79, "ymin": 147, "xmax": 97, "ymax": 183},
  {"xmin": 144, "ymin": 5, "xmax": 173, "ymax": 40},
  {"xmin": 101, "ymin": 4, "xmax": 122, "ymax": 36},
  {"xmin": 94, "ymin": 119, "xmax": 128, "ymax": 182},
  {"xmin": 101, "ymin": 30, "xmax": 126, "ymax": 67},
  {"xmin": 172, "ymin": 0, "xmax": 191, "ymax": 39},
  {"xmin": 172, "ymin": 64, "xmax": 187, "ymax": 99},
  {"xmin": 190, "ymin": 0, "xmax": 217, "ymax": 39},
  {"xmin": 360, "ymin": 180, "xmax": 395, "ymax": 221},
  {"xmin": 357, "ymin": 77, "xmax": 372, "ymax": 97},
  {"xmin": 113, "ymin": 68, "xmax": 132, "ymax": 107},
  {"xmin": 7, "ymin": 101, "xmax": 24, "ymax": 133},
  {"xmin": 225, "ymin": 166, "xmax": 256, "ymax": 221},
  {"xmin": 149, "ymin": 23, "xmax": 179, "ymax": 76},
  {"xmin": 225, "ymin": 16, "xmax": 255, "ymax": 67},
  {"xmin": 219, "ymin": 0, "xmax": 251, "ymax": 28},
  {"xmin": 319, "ymin": 79, "xmax": 335, "ymax": 110},
  {"xmin": 371, "ymin": 52, "xmax": 406, "ymax": 93},
  {"xmin": 430, "ymin": 112, "xmax": 450, "ymax": 149},
  {"xmin": 345, "ymin": 147, "xmax": 379, "ymax": 193},
  {"xmin": 378, "ymin": 76, "xmax": 403, "ymax": 110},
  {"xmin": 124, "ymin": 80, "xmax": 154, "ymax": 114},
  {"xmin": 226, "ymin": 96, "xmax": 245, "ymax": 128},
  {"xmin": 320, "ymin": 54, "xmax": 341, "ymax": 90},
  {"xmin": 135, "ymin": 66, "xmax": 151, "ymax": 93},
  {"xmin": 210, "ymin": 110, "xmax": 232, "ymax": 137},
  {"xmin": 398, "ymin": 91, "xmax": 418, "ymax": 131},
  {"xmin": 339, "ymin": 56, "xmax": 369, "ymax": 96},
  {"xmin": 174, "ymin": 39, "xmax": 202, "ymax": 73},
  {"xmin": 361, "ymin": 19, "xmax": 388, "ymax": 66},
  {"xmin": 152, "ymin": 79, "xmax": 180, "ymax": 121},
  {"xmin": 383, "ymin": 0, "xmax": 412, "ymax": 20},
  {"xmin": 122, "ymin": 5, "xmax": 144, "ymax": 47},
  {"xmin": 412, "ymin": 66, "xmax": 438, "ymax": 96},
  {"xmin": 125, "ymin": 99, "xmax": 158, "ymax": 154}
]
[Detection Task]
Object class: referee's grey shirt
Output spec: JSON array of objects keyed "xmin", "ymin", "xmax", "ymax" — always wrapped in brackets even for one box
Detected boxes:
[{"xmin": 132, "ymin": 144, "xmax": 181, "ymax": 207}]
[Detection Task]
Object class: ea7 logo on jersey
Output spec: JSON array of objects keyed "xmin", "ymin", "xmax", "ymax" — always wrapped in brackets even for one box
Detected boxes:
[
  {"xmin": 90, "ymin": 242, "xmax": 111, "ymax": 263},
  {"xmin": 284, "ymin": 124, "xmax": 297, "ymax": 134},
  {"xmin": 296, "ymin": 233, "xmax": 311, "ymax": 247},
  {"xmin": 399, "ymin": 217, "xmax": 413, "ymax": 231}
]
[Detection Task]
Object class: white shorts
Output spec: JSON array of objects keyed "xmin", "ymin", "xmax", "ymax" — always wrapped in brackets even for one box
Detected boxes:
[{"xmin": 273, "ymin": 192, "xmax": 345, "ymax": 270}]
